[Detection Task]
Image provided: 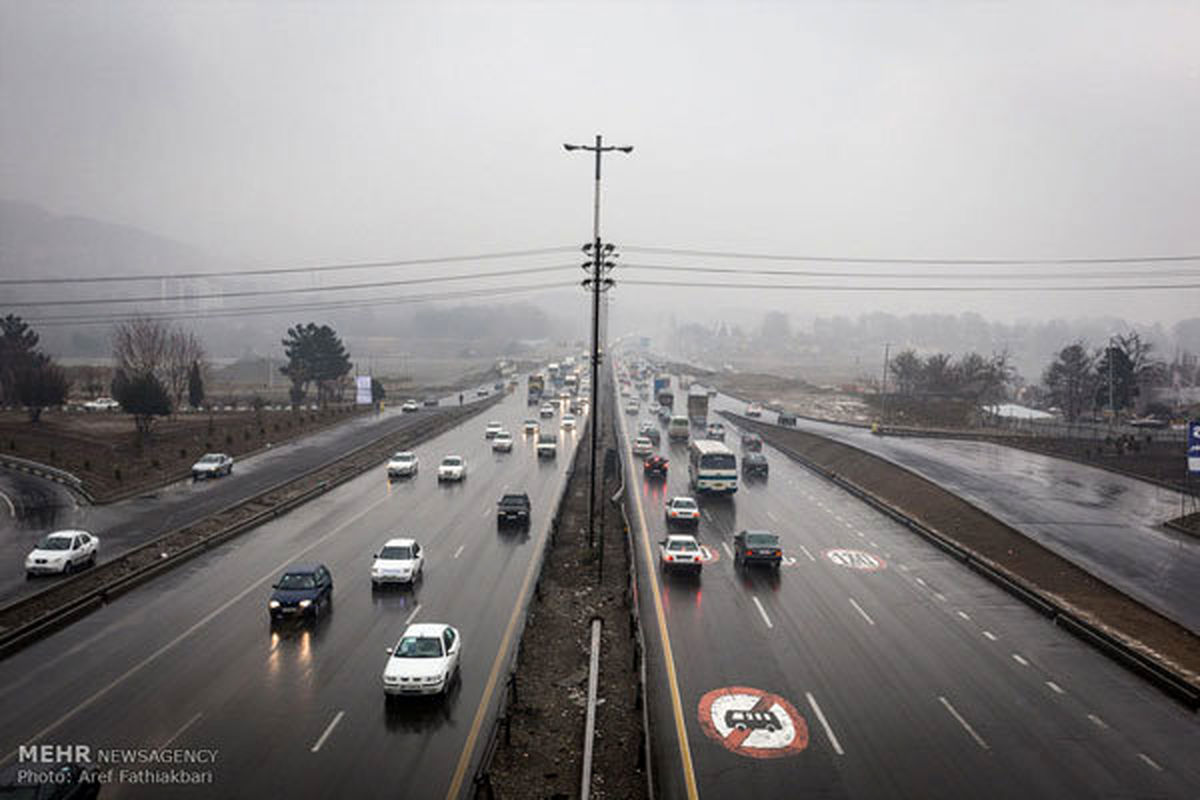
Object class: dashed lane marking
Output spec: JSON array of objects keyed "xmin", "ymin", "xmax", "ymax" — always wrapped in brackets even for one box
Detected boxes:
[
  {"xmin": 752, "ymin": 597, "xmax": 774, "ymax": 629},
  {"xmin": 939, "ymin": 696, "xmax": 989, "ymax": 750},
  {"xmin": 933, "ymin": 592, "xmax": 946, "ymax": 602},
  {"xmin": 722, "ymin": 542, "xmax": 734, "ymax": 559},
  {"xmin": 453, "ymin": 545, "xmax": 464, "ymax": 559},
  {"xmin": 956, "ymin": 611, "xmax": 971, "ymax": 621},
  {"xmin": 310, "ymin": 710, "xmax": 345, "ymax": 753},
  {"xmin": 848, "ymin": 598, "xmax": 875, "ymax": 626},
  {"xmin": 404, "ymin": 604, "xmax": 422, "ymax": 626},
  {"xmin": 805, "ymin": 692, "xmax": 844, "ymax": 756},
  {"xmin": 160, "ymin": 712, "xmax": 203, "ymax": 749},
  {"xmin": 982, "ymin": 631, "xmax": 998, "ymax": 642},
  {"xmin": 766, "ymin": 510, "xmax": 780, "ymax": 522},
  {"xmin": 799, "ymin": 545, "xmax": 816, "ymax": 562},
  {"xmin": 1012, "ymin": 653, "xmax": 1029, "ymax": 667},
  {"xmin": 1088, "ymin": 714, "xmax": 1109, "ymax": 730},
  {"xmin": 1045, "ymin": 681, "xmax": 1064, "ymax": 695},
  {"xmin": 1138, "ymin": 753, "xmax": 1163, "ymax": 771}
]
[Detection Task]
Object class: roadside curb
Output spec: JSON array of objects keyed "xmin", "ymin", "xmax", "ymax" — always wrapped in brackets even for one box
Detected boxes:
[
  {"xmin": 0, "ymin": 455, "xmax": 94, "ymax": 504},
  {"xmin": 722, "ymin": 410, "xmax": 1200, "ymax": 711}
]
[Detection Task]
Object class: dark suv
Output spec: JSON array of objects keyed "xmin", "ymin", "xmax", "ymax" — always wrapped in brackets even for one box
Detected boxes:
[
  {"xmin": 734, "ymin": 530, "xmax": 782, "ymax": 569},
  {"xmin": 269, "ymin": 563, "xmax": 334, "ymax": 621}
]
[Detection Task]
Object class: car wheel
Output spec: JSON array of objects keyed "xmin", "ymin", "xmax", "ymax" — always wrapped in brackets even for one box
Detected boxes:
[
  {"xmin": 63, "ymin": 560, "xmax": 73, "ymax": 576},
  {"xmin": 25, "ymin": 572, "xmax": 34, "ymax": 580},
  {"xmin": 88, "ymin": 552, "xmax": 97, "ymax": 568}
]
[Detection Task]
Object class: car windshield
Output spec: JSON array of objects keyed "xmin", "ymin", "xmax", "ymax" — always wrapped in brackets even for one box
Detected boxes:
[
  {"xmin": 745, "ymin": 533, "xmax": 779, "ymax": 547},
  {"xmin": 277, "ymin": 572, "xmax": 316, "ymax": 590},
  {"xmin": 392, "ymin": 454, "xmax": 414, "ymax": 462},
  {"xmin": 700, "ymin": 454, "xmax": 737, "ymax": 470},
  {"xmin": 539, "ymin": 434, "xmax": 555, "ymax": 443},
  {"xmin": 37, "ymin": 536, "xmax": 72, "ymax": 550},
  {"xmin": 669, "ymin": 539, "xmax": 699, "ymax": 551},
  {"xmin": 673, "ymin": 499, "xmax": 697, "ymax": 510},
  {"xmin": 379, "ymin": 546, "xmax": 413, "ymax": 560},
  {"xmin": 496, "ymin": 433, "xmax": 511, "ymax": 440},
  {"xmin": 442, "ymin": 457, "xmax": 462, "ymax": 466},
  {"xmin": 396, "ymin": 636, "xmax": 444, "ymax": 658},
  {"xmin": 199, "ymin": 455, "xmax": 223, "ymax": 463}
]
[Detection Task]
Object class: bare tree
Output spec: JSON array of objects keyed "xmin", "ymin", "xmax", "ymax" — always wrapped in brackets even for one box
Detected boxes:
[
  {"xmin": 111, "ymin": 317, "xmax": 206, "ymax": 411},
  {"xmin": 165, "ymin": 329, "xmax": 206, "ymax": 409}
]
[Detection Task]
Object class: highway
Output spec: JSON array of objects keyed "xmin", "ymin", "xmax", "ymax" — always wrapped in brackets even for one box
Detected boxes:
[
  {"xmin": 705, "ymin": 391, "xmax": 1200, "ymax": 635},
  {"xmin": 0, "ymin": 386, "xmax": 580, "ymax": 799},
  {"xmin": 615, "ymin": 387, "xmax": 1200, "ymax": 799},
  {"xmin": 0, "ymin": 392, "xmax": 496, "ymax": 606}
]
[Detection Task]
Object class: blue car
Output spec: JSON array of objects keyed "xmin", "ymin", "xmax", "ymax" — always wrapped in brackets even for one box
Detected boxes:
[{"xmin": 269, "ymin": 563, "xmax": 333, "ymax": 622}]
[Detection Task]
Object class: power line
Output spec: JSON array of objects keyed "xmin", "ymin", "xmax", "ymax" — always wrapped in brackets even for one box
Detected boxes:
[
  {"xmin": 622, "ymin": 262, "xmax": 1200, "ymax": 280},
  {"xmin": 6, "ymin": 264, "xmax": 573, "ymax": 308},
  {"xmin": 24, "ymin": 281, "xmax": 580, "ymax": 327},
  {"xmin": 622, "ymin": 245, "xmax": 1200, "ymax": 266},
  {"xmin": 0, "ymin": 245, "xmax": 579, "ymax": 286},
  {"xmin": 621, "ymin": 278, "xmax": 1200, "ymax": 292}
]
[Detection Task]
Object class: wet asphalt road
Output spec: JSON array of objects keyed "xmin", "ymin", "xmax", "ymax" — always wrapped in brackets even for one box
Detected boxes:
[
  {"xmin": 615, "ymin": 394, "xmax": 1200, "ymax": 799},
  {"xmin": 707, "ymin": 393, "xmax": 1200, "ymax": 635},
  {"xmin": 0, "ymin": 388, "xmax": 581, "ymax": 799},
  {"xmin": 0, "ymin": 394, "xmax": 493, "ymax": 606}
]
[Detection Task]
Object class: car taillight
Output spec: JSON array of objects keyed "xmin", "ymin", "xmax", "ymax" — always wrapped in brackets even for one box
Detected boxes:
[
  {"xmin": 666, "ymin": 555, "xmax": 674, "ymax": 561},
  {"xmin": 774, "ymin": 550, "xmax": 781, "ymax": 556},
  {"xmin": 746, "ymin": 550, "xmax": 753, "ymax": 557}
]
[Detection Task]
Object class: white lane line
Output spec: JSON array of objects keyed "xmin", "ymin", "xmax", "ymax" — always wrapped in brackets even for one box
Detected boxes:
[
  {"xmin": 956, "ymin": 611, "xmax": 971, "ymax": 621},
  {"xmin": 751, "ymin": 597, "xmax": 774, "ymax": 629},
  {"xmin": 702, "ymin": 509, "xmax": 713, "ymax": 522},
  {"xmin": 982, "ymin": 631, "xmax": 998, "ymax": 642},
  {"xmin": 848, "ymin": 597, "xmax": 875, "ymax": 626},
  {"xmin": 404, "ymin": 604, "xmax": 422, "ymax": 625},
  {"xmin": 933, "ymin": 592, "xmax": 947, "ymax": 602},
  {"xmin": 843, "ymin": 521, "xmax": 854, "ymax": 529},
  {"xmin": 915, "ymin": 577, "xmax": 927, "ymax": 587},
  {"xmin": 481, "ymin": 507, "xmax": 493, "ymax": 518},
  {"xmin": 939, "ymin": 696, "xmax": 989, "ymax": 750},
  {"xmin": 722, "ymin": 542, "xmax": 734, "ymax": 559},
  {"xmin": 898, "ymin": 564, "xmax": 909, "ymax": 572},
  {"xmin": 805, "ymin": 692, "xmax": 844, "ymax": 756},
  {"xmin": 834, "ymin": 515, "xmax": 844, "ymax": 523},
  {"xmin": 0, "ymin": 489, "xmax": 15, "ymax": 518},
  {"xmin": 160, "ymin": 712, "xmax": 203, "ymax": 749},
  {"xmin": 310, "ymin": 710, "xmax": 345, "ymax": 753},
  {"xmin": 1087, "ymin": 714, "xmax": 1109, "ymax": 730},
  {"xmin": 1137, "ymin": 753, "xmax": 1163, "ymax": 771},
  {"xmin": 766, "ymin": 510, "xmax": 780, "ymax": 522},
  {"xmin": 869, "ymin": 540, "xmax": 879, "ymax": 548},
  {"xmin": 1045, "ymin": 680, "xmax": 1065, "ymax": 695},
  {"xmin": 453, "ymin": 545, "xmax": 465, "ymax": 559},
  {"xmin": 799, "ymin": 545, "xmax": 816, "ymax": 562},
  {"xmin": 1012, "ymin": 653, "xmax": 1029, "ymax": 667},
  {"xmin": 855, "ymin": 531, "xmax": 865, "ymax": 539},
  {"xmin": 0, "ymin": 489, "xmax": 392, "ymax": 769}
]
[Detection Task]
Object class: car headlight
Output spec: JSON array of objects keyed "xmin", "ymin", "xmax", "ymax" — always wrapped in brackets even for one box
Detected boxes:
[
  {"xmin": 269, "ymin": 600, "xmax": 280, "ymax": 609},
  {"xmin": 298, "ymin": 599, "xmax": 312, "ymax": 608}
]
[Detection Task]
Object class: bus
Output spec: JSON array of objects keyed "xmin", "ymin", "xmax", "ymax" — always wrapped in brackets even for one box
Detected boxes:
[{"xmin": 688, "ymin": 440, "xmax": 737, "ymax": 494}]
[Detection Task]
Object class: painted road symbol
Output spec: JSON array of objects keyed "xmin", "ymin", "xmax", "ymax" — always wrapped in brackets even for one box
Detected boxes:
[
  {"xmin": 698, "ymin": 545, "xmax": 720, "ymax": 564},
  {"xmin": 698, "ymin": 686, "xmax": 809, "ymax": 758},
  {"xmin": 825, "ymin": 548, "xmax": 886, "ymax": 571},
  {"xmin": 780, "ymin": 555, "xmax": 798, "ymax": 567}
]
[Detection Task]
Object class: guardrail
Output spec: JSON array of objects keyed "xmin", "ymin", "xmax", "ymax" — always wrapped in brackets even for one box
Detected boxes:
[
  {"xmin": 721, "ymin": 410, "xmax": 1200, "ymax": 710},
  {"xmin": 0, "ymin": 400, "xmax": 500, "ymax": 661},
  {"xmin": 0, "ymin": 455, "xmax": 93, "ymax": 502}
]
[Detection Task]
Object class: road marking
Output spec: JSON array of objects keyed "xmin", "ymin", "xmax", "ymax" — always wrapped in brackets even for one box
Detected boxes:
[
  {"xmin": 805, "ymin": 692, "xmax": 844, "ymax": 756},
  {"xmin": 933, "ymin": 592, "xmax": 946, "ymax": 602},
  {"xmin": 868, "ymin": 540, "xmax": 879, "ymax": 548},
  {"xmin": 1011, "ymin": 653, "xmax": 1029, "ymax": 667},
  {"xmin": 843, "ymin": 521, "xmax": 854, "ymax": 529},
  {"xmin": 481, "ymin": 507, "xmax": 493, "ymax": 518},
  {"xmin": 752, "ymin": 597, "xmax": 774, "ymax": 629},
  {"xmin": 898, "ymin": 564, "xmax": 909, "ymax": 572},
  {"xmin": 702, "ymin": 509, "xmax": 713, "ymax": 522},
  {"xmin": 799, "ymin": 545, "xmax": 815, "ymax": 562},
  {"xmin": 1137, "ymin": 753, "xmax": 1163, "ymax": 771},
  {"xmin": 563, "ymin": 398, "xmax": 698, "ymax": 800},
  {"xmin": 848, "ymin": 598, "xmax": 875, "ymax": 626},
  {"xmin": 0, "ymin": 488, "xmax": 393, "ymax": 769},
  {"xmin": 160, "ymin": 712, "xmax": 203, "ymax": 749},
  {"xmin": 982, "ymin": 631, "xmax": 998, "ymax": 642},
  {"xmin": 1045, "ymin": 681, "xmax": 1064, "ymax": 695},
  {"xmin": 453, "ymin": 545, "xmax": 465, "ymax": 559},
  {"xmin": 855, "ymin": 531, "xmax": 865, "ymax": 539},
  {"xmin": 834, "ymin": 515, "xmax": 844, "ymax": 523},
  {"xmin": 722, "ymin": 542, "xmax": 734, "ymax": 559},
  {"xmin": 1087, "ymin": 714, "xmax": 1108, "ymax": 730},
  {"xmin": 939, "ymin": 696, "xmax": 989, "ymax": 750},
  {"xmin": 404, "ymin": 604, "xmax": 422, "ymax": 626},
  {"xmin": 956, "ymin": 611, "xmax": 971, "ymax": 621},
  {"xmin": 0, "ymin": 489, "xmax": 14, "ymax": 518},
  {"xmin": 915, "ymin": 577, "xmax": 926, "ymax": 587},
  {"xmin": 310, "ymin": 710, "xmax": 345, "ymax": 753},
  {"xmin": 766, "ymin": 510, "xmax": 780, "ymax": 522}
]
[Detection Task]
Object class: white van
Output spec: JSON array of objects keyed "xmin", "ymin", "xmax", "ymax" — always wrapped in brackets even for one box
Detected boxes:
[{"xmin": 667, "ymin": 415, "xmax": 690, "ymax": 441}]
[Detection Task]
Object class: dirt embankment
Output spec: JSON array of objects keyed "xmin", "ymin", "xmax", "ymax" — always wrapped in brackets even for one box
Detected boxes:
[
  {"xmin": 488, "ymin": 401, "xmax": 646, "ymax": 800},
  {"xmin": 735, "ymin": 416, "xmax": 1200, "ymax": 689}
]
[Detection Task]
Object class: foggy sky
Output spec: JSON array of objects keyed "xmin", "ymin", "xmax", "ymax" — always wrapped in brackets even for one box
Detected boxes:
[{"xmin": 2, "ymin": 1, "xmax": 1198, "ymax": 331}]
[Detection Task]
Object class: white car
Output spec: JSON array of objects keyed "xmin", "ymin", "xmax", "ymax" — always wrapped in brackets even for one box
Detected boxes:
[
  {"xmin": 383, "ymin": 623, "xmax": 461, "ymax": 697},
  {"xmin": 83, "ymin": 397, "xmax": 120, "ymax": 412},
  {"xmin": 191, "ymin": 453, "xmax": 234, "ymax": 479},
  {"xmin": 371, "ymin": 538, "xmax": 424, "ymax": 586},
  {"xmin": 539, "ymin": 402, "xmax": 556, "ymax": 418},
  {"xmin": 561, "ymin": 414, "xmax": 576, "ymax": 430},
  {"xmin": 401, "ymin": 400, "xmax": 420, "ymax": 413},
  {"xmin": 523, "ymin": 419, "xmax": 539, "ymax": 435},
  {"xmin": 492, "ymin": 431, "xmax": 514, "ymax": 452},
  {"xmin": 745, "ymin": 403, "xmax": 763, "ymax": 418},
  {"xmin": 706, "ymin": 422, "xmax": 725, "ymax": 441},
  {"xmin": 485, "ymin": 421, "xmax": 504, "ymax": 438},
  {"xmin": 386, "ymin": 451, "xmax": 419, "ymax": 478},
  {"xmin": 437, "ymin": 455, "xmax": 467, "ymax": 482},
  {"xmin": 26, "ymin": 530, "xmax": 99, "ymax": 577},
  {"xmin": 625, "ymin": 400, "xmax": 640, "ymax": 414},
  {"xmin": 632, "ymin": 436, "xmax": 654, "ymax": 456},
  {"xmin": 665, "ymin": 496, "xmax": 701, "ymax": 526},
  {"xmin": 659, "ymin": 534, "xmax": 703, "ymax": 575}
]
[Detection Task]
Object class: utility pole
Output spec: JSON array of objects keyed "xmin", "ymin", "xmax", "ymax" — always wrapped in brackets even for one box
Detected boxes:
[
  {"xmin": 880, "ymin": 343, "xmax": 891, "ymax": 428},
  {"xmin": 564, "ymin": 135, "xmax": 632, "ymax": 552},
  {"xmin": 1108, "ymin": 337, "xmax": 1116, "ymax": 426}
]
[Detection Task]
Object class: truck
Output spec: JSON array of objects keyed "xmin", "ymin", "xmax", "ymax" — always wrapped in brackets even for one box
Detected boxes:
[
  {"xmin": 527, "ymin": 374, "xmax": 545, "ymax": 405},
  {"xmin": 497, "ymin": 493, "xmax": 531, "ymax": 526},
  {"xmin": 687, "ymin": 388, "xmax": 709, "ymax": 427},
  {"xmin": 654, "ymin": 376, "xmax": 673, "ymax": 409}
]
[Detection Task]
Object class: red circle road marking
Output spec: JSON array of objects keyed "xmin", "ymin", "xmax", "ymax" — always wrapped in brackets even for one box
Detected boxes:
[
  {"xmin": 698, "ymin": 545, "xmax": 720, "ymax": 564},
  {"xmin": 825, "ymin": 548, "xmax": 887, "ymax": 571},
  {"xmin": 697, "ymin": 686, "xmax": 809, "ymax": 759}
]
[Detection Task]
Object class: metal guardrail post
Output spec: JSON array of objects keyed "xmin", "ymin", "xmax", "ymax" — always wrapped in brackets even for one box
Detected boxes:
[{"xmin": 580, "ymin": 616, "xmax": 604, "ymax": 800}]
